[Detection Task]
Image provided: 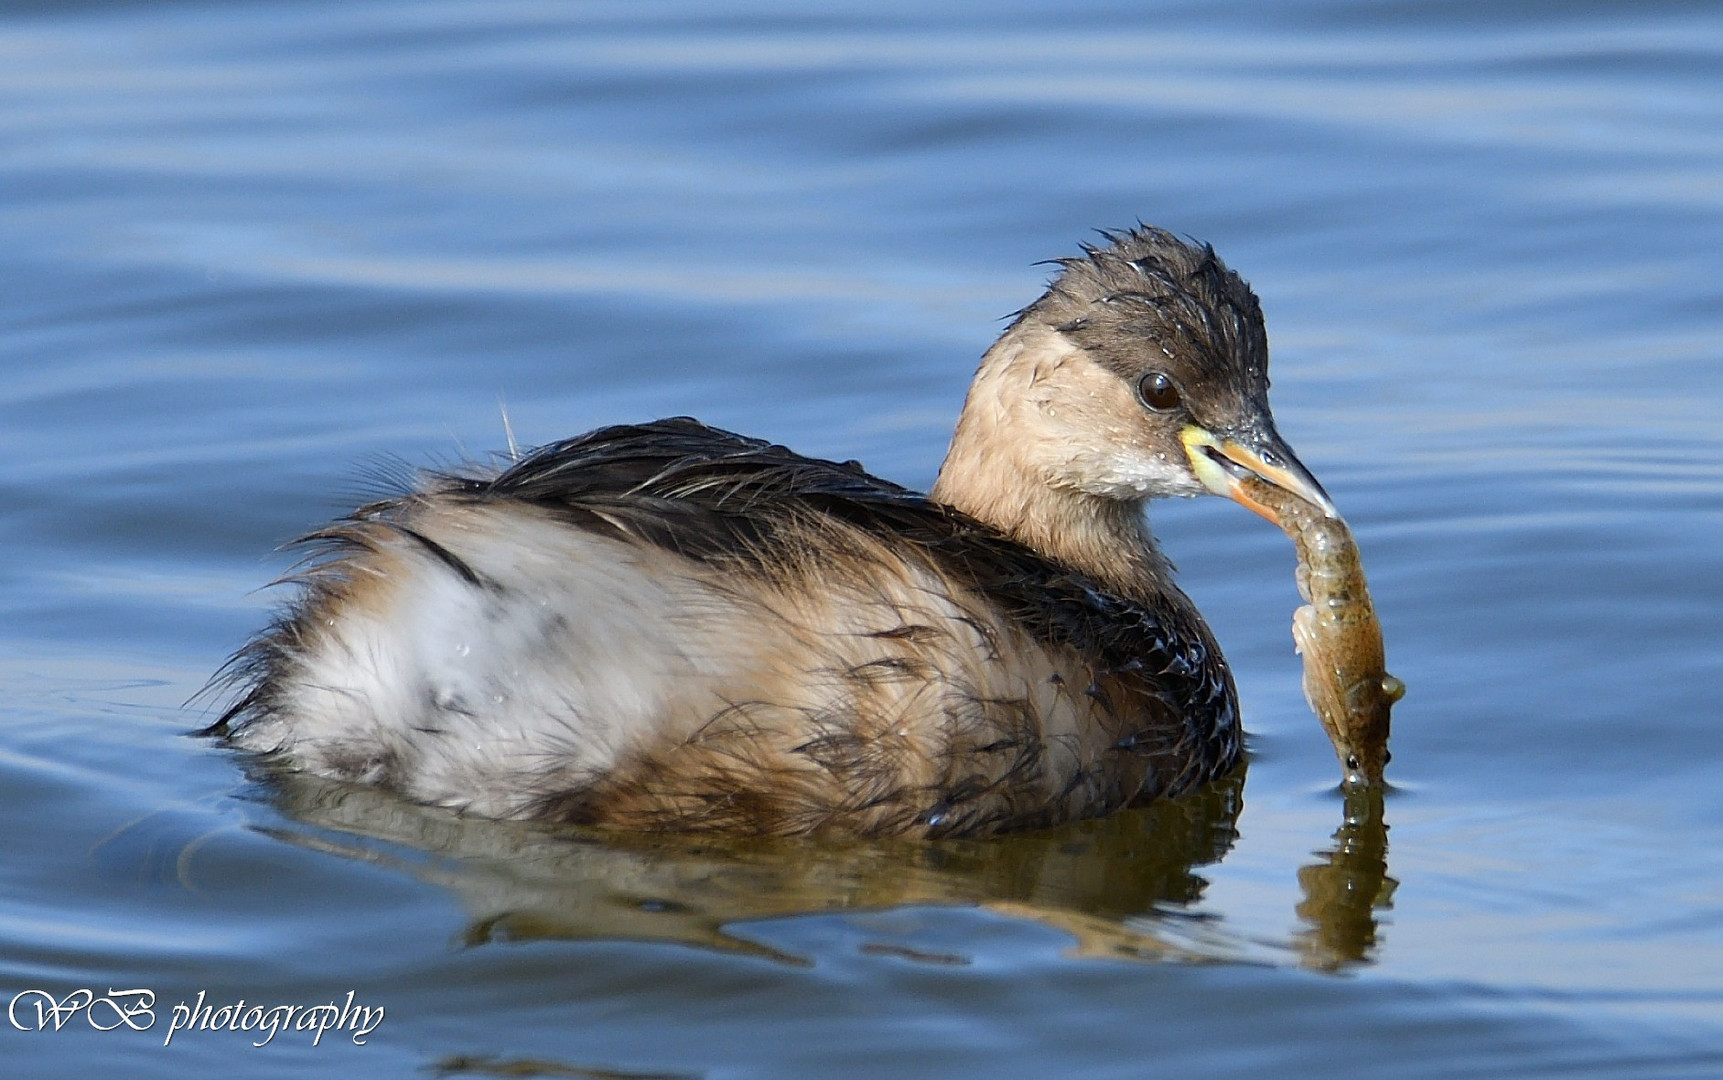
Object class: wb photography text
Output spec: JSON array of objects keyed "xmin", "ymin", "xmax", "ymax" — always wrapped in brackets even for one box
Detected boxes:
[{"xmin": 7, "ymin": 987, "xmax": 384, "ymax": 1047}]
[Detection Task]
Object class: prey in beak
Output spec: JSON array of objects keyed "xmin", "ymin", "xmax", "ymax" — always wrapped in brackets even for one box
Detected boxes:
[
  {"xmin": 1183, "ymin": 419, "xmax": 1400, "ymax": 790},
  {"xmin": 1181, "ymin": 422, "xmax": 1337, "ymax": 524}
]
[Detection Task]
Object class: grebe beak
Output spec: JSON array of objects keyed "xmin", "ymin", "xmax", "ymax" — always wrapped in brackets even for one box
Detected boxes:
[{"xmin": 1181, "ymin": 421, "xmax": 1337, "ymax": 524}]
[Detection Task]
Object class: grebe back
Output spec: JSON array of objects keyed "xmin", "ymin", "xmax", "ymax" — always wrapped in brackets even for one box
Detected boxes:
[{"xmin": 216, "ymin": 225, "xmax": 1335, "ymax": 837}]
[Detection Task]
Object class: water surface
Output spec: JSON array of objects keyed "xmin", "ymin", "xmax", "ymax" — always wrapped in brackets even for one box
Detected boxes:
[{"xmin": 3, "ymin": 1, "xmax": 1722, "ymax": 1077}]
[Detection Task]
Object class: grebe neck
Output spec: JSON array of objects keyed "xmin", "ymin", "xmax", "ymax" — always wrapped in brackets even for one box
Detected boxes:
[{"xmin": 931, "ymin": 323, "xmax": 1170, "ymax": 600}]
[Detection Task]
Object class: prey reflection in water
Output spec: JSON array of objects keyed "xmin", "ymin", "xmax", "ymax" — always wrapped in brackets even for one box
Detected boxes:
[{"xmin": 215, "ymin": 226, "xmax": 1372, "ymax": 837}]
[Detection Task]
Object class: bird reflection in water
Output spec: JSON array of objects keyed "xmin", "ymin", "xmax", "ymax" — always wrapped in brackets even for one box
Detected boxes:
[{"xmin": 240, "ymin": 764, "xmax": 1393, "ymax": 970}]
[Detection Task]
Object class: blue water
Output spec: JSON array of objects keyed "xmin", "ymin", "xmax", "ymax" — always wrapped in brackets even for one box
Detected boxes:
[{"xmin": 3, "ymin": 1, "xmax": 1722, "ymax": 1076}]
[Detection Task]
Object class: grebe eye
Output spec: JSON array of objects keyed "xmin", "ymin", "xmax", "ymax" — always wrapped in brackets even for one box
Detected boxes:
[{"xmin": 1137, "ymin": 371, "xmax": 1181, "ymax": 411}]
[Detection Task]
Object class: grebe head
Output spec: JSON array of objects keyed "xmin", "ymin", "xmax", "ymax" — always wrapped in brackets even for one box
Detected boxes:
[{"xmin": 933, "ymin": 226, "xmax": 1334, "ymax": 587}]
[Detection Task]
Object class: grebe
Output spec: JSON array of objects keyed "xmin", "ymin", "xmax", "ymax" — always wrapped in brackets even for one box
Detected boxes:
[{"xmin": 216, "ymin": 226, "xmax": 1336, "ymax": 837}]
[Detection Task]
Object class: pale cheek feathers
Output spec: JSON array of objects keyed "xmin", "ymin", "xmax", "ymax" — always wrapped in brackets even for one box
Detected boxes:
[
  {"xmin": 1021, "ymin": 373, "xmax": 1204, "ymax": 500},
  {"xmin": 1055, "ymin": 444, "xmax": 1208, "ymax": 499}
]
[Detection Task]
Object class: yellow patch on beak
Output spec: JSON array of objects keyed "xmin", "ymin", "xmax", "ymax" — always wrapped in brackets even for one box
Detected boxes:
[{"xmin": 1180, "ymin": 425, "xmax": 1337, "ymax": 524}]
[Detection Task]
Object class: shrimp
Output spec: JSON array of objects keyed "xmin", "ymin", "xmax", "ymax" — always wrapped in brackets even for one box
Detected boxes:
[{"xmin": 1240, "ymin": 475, "xmax": 1403, "ymax": 787}]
